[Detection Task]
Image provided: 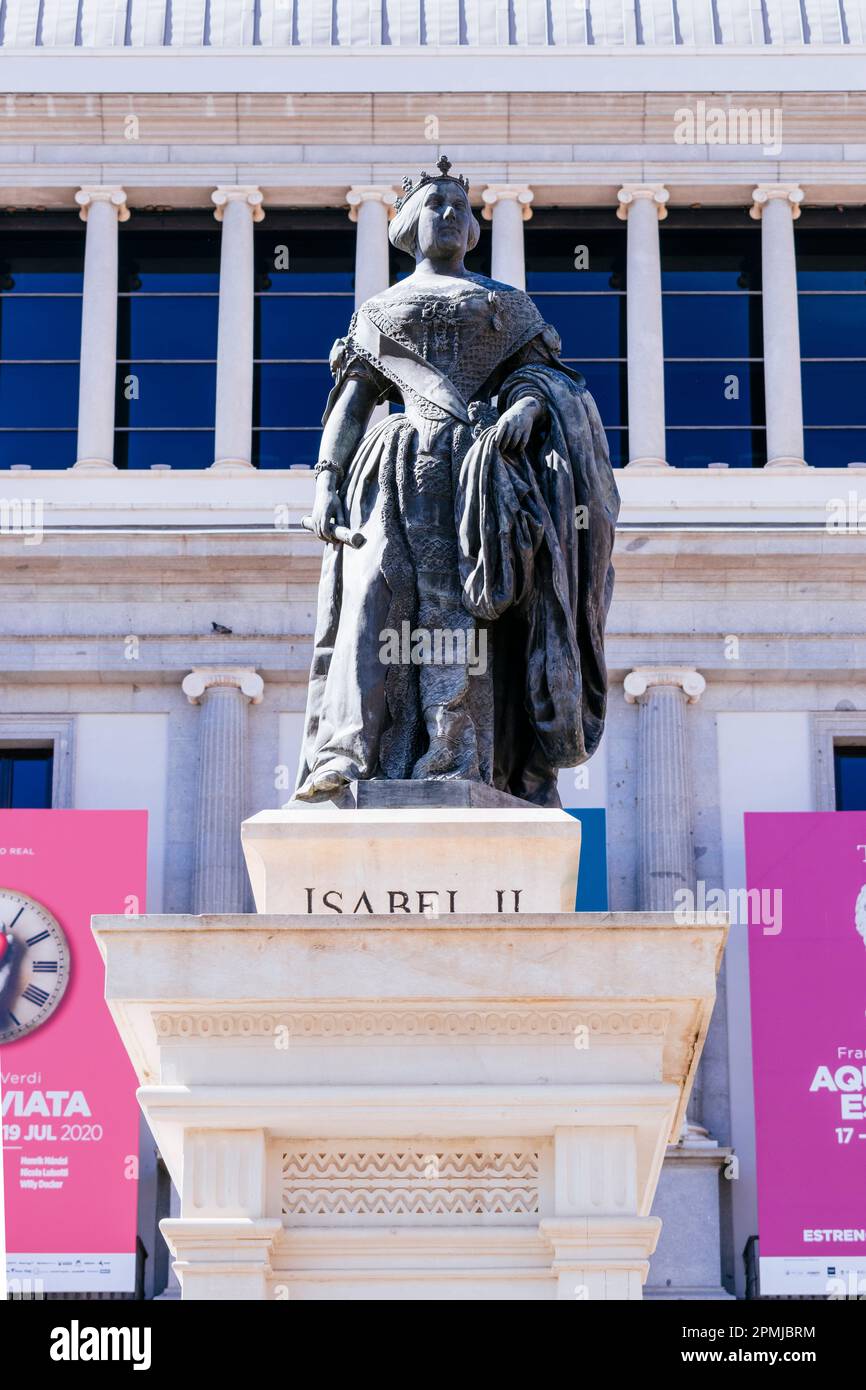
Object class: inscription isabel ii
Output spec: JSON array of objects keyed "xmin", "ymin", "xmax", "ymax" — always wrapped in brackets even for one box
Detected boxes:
[
  {"xmin": 305, "ymin": 888, "xmax": 524, "ymax": 915},
  {"xmin": 294, "ymin": 157, "xmax": 619, "ymax": 811}
]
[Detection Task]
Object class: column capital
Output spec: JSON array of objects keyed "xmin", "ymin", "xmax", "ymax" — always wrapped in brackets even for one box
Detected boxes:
[
  {"xmin": 212, "ymin": 186, "xmax": 265, "ymax": 223},
  {"xmin": 346, "ymin": 186, "xmax": 398, "ymax": 221},
  {"xmin": 75, "ymin": 186, "xmax": 130, "ymax": 223},
  {"xmin": 182, "ymin": 668, "xmax": 264, "ymax": 706},
  {"xmin": 481, "ymin": 185, "xmax": 534, "ymax": 222},
  {"xmin": 624, "ymin": 668, "xmax": 706, "ymax": 705},
  {"xmin": 616, "ymin": 185, "xmax": 669, "ymax": 222},
  {"xmin": 750, "ymin": 184, "xmax": 805, "ymax": 221}
]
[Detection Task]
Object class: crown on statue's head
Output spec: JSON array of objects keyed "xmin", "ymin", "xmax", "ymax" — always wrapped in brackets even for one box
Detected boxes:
[{"xmin": 393, "ymin": 156, "xmax": 471, "ymax": 212}]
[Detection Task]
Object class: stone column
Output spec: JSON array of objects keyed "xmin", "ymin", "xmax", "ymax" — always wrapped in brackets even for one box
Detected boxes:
[
  {"xmin": 616, "ymin": 185, "xmax": 670, "ymax": 471},
  {"xmin": 624, "ymin": 666, "xmax": 717, "ymax": 1160},
  {"xmin": 182, "ymin": 668, "xmax": 264, "ymax": 914},
  {"xmin": 623, "ymin": 666, "xmax": 705, "ymax": 911},
  {"xmin": 346, "ymin": 186, "xmax": 397, "ymax": 309},
  {"xmin": 211, "ymin": 187, "xmax": 265, "ymax": 473},
  {"xmin": 72, "ymin": 186, "xmax": 129, "ymax": 473},
  {"xmin": 481, "ymin": 186, "xmax": 534, "ymax": 289},
  {"xmin": 750, "ymin": 185, "xmax": 808, "ymax": 471}
]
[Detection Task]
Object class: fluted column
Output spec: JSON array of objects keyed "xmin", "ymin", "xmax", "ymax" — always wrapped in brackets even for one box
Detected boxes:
[
  {"xmin": 625, "ymin": 666, "xmax": 710, "ymax": 1144},
  {"xmin": 481, "ymin": 186, "xmax": 534, "ymax": 289},
  {"xmin": 346, "ymin": 186, "xmax": 397, "ymax": 309},
  {"xmin": 750, "ymin": 185, "xmax": 808, "ymax": 471},
  {"xmin": 624, "ymin": 667, "xmax": 705, "ymax": 911},
  {"xmin": 617, "ymin": 185, "xmax": 670, "ymax": 471},
  {"xmin": 211, "ymin": 187, "xmax": 264, "ymax": 473},
  {"xmin": 73, "ymin": 186, "xmax": 129, "ymax": 473},
  {"xmin": 182, "ymin": 668, "xmax": 264, "ymax": 914}
]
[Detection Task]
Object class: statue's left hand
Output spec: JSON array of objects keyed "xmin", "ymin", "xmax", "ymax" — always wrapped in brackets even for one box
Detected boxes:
[{"xmin": 494, "ymin": 397, "xmax": 544, "ymax": 456}]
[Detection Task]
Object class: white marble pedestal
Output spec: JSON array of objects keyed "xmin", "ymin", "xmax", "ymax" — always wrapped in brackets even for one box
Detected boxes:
[{"xmin": 93, "ymin": 809, "xmax": 726, "ymax": 1301}]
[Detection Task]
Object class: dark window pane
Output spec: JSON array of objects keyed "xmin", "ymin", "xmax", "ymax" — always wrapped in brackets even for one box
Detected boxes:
[
  {"xmin": 804, "ymin": 428, "xmax": 866, "ymax": 468},
  {"xmin": 796, "ymin": 231, "xmax": 866, "ymax": 290},
  {"xmin": 532, "ymin": 294, "xmax": 625, "ymax": 359},
  {"xmin": 0, "ymin": 431, "xmax": 77, "ymax": 469},
  {"xmin": 666, "ymin": 429, "xmax": 766, "ymax": 469},
  {"xmin": 255, "ymin": 294, "xmax": 354, "ymax": 361},
  {"xmin": 118, "ymin": 296, "xmax": 218, "ymax": 360},
  {"xmin": 525, "ymin": 227, "xmax": 627, "ymax": 290},
  {"xmin": 253, "ymin": 429, "xmax": 320, "ymax": 470},
  {"xmin": 0, "ymin": 750, "xmax": 53, "ymax": 809},
  {"xmin": 0, "ymin": 364, "xmax": 78, "ymax": 426},
  {"xmin": 834, "ymin": 746, "xmax": 866, "ymax": 810},
  {"xmin": 115, "ymin": 430, "xmax": 214, "ymax": 470},
  {"xmin": 660, "ymin": 229, "xmax": 761, "ymax": 290},
  {"xmin": 665, "ymin": 361, "xmax": 764, "ymax": 426},
  {"xmin": 255, "ymin": 228, "xmax": 356, "ymax": 292},
  {"xmin": 118, "ymin": 230, "xmax": 221, "ymax": 292},
  {"xmin": 0, "ymin": 296, "xmax": 82, "ymax": 360},
  {"xmin": 0, "ymin": 230, "xmax": 85, "ymax": 292},
  {"xmin": 575, "ymin": 361, "xmax": 627, "ymax": 427},
  {"xmin": 798, "ymin": 295, "xmax": 866, "ymax": 358},
  {"xmin": 802, "ymin": 361, "xmax": 866, "ymax": 426},
  {"xmin": 603, "ymin": 427, "xmax": 628, "ymax": 468},
  {"xmin": 116, "ymin": 364, "xmax": 216, "ymax": 427},
  {"xmin": 254, "ymin": 363, "xmax": 335, "ymax": 428},
  {"xmin": 663, "ymin": 294, "xmax": 762, "ymax": 358}
]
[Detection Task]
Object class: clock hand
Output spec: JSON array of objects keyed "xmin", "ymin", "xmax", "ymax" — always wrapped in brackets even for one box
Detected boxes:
[{"xmin": 1, "ymin": 906, "xmax": 25, "ymax": 933}]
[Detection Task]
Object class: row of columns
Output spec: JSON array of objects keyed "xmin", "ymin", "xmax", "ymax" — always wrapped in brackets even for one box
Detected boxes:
[{"xmin": 70, "ymin": 180, "xmax": 807, "ymax": 473}]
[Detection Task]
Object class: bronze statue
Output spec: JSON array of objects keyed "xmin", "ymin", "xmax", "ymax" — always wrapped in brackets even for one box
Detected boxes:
[{"xmin": 295, "ymin": 158, "xmax": 619, "ymax": 808}]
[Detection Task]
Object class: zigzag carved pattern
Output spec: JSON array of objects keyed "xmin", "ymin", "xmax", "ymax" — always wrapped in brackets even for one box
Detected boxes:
[{"xmin": 281, "ymin": 1149, "xmax": 540, "ymax": 1217}]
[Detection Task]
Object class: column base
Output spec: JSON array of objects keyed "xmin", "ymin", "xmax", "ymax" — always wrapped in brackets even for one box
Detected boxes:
[
  {"xmin": 624, "ymin": 457, "xmax": 671, "ymax": 472},
  {"xmin": 764, "ymin": 456, "xmax": 810, "ymax": 471},
  {"xmin": 161, "ymin": 1218, "xmax": 281, "ymax": 1301},
  {"xmin": 210, "ymin": 458, "xmax": 256, "ymax": 474},
  {"xmin": 71, "ymin": 458, "xmax": 117, "ymax": 473}
]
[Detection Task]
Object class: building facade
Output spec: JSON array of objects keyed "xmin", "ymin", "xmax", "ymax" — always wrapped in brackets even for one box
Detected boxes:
[{"xmin": 1, "ymin": 0, "xmax": 866, "ymax": 1298}]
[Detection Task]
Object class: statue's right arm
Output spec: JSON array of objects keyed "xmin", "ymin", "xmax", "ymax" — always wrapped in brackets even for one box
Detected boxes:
[{"xmin": 310, "ymin": 374, "xmax": 383, "ymax": 541}]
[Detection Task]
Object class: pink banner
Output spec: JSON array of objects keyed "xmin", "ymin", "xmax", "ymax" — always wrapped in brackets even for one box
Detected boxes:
[
  {"xmin": 746, "ymin": 811, "xmax": 866, "ymax": 1297},
  {"xmin": 0, "ymin": 810, "xmax": 147, "ymax": 1293}
]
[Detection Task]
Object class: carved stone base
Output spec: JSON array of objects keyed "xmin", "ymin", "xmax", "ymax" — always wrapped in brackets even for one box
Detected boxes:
[
  {"xmin": 241, "ymin": 802, "xmax": 582, "ymax": 915},
  {"xmin": 93, "ymin": 906, "xmax": 726, "ymax": 1300}
]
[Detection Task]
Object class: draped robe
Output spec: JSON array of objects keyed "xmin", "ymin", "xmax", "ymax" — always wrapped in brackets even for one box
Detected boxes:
[{"xmin": 295, "ymin": 271, "xmax": 620, "ymax": 807}]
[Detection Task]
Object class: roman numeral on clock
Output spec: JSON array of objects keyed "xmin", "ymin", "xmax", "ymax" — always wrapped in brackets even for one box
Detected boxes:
[
  {"xmin": 22, "ymin": 983, "xmax": 50, "ymax": 1008},
  {"xmin": 26, "ymin": 930, "xmax": 50, "ymax": 947},
  {"xmin": 33, "ymin": 960, "xmax": 58, "ymax": 972}
]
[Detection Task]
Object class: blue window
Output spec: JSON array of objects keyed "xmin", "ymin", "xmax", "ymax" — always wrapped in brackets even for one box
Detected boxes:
[
  {"xmin": 834, "ymin": 746, "xmax": 866, "ymax": 811},
  {"xmin": 0, "ymin": 224, "xmax": 83, "ymax": 470},
  {"xmin": 661, "ymin": 228, "xmax": 765, "ymax": 468},
  {"xmin": 525, "ymin": 226, "xmax": 627, "ymax": 466},
  {"xmin": 115, "ymin": 227, "xmax": 220, "ymax": 469},
  {"xmin": 0, "ymin": 749, "xmax": 53, "ymax": 808},
  {"xmin": 253, "ymin": 226, "xmax": 357, "ymax": 469},
  {"xmin": 797, "ymin": 231, "xmax": 866, "ymax": 468}
]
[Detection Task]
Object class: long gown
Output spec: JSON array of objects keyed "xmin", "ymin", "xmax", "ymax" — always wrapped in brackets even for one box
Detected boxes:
[{"xmin": 295, "ymin": 270, "xmax": 620, "ymax": 807}]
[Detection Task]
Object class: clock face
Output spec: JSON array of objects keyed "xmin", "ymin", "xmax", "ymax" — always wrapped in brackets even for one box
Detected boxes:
[{"xmin": 0, "ymin": 889, "xmax": 71, "ymax": 1044}]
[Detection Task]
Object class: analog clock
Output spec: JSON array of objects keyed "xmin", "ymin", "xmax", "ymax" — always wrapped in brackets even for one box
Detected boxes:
[{"xmin": 0, "ymin": 889, "xmax": 71, "ymax": 1044}]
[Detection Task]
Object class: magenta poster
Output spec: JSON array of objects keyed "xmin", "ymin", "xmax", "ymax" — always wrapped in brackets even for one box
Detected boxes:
[
  {"xmin": 745, "ymin": 811, "xmax": 866, "ymax": 1297},
  {"xmin": 0, "ymin": 810, "xmax": 147, "ymax": 1293}
]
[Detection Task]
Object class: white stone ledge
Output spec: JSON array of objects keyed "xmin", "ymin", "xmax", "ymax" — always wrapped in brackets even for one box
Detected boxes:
[
  {"xmin": 3, "ymin": 50, "xmax": 865, "ymax": 96},
  {"xmin": 1, "ymin": 466, "xmax": 864, "ymax": 530}
]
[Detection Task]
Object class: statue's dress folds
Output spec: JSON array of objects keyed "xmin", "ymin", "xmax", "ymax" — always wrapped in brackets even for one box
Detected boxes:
[{"xmin": 296, "ymin": 272, "xmax": 620, "ymax": 806}]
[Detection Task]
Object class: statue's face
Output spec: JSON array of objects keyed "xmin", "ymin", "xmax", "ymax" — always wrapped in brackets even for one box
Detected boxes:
[{"xmin": 415, "ymin": 180, "xmax": 472, "ymax": 262}]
